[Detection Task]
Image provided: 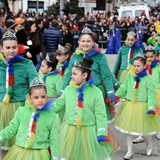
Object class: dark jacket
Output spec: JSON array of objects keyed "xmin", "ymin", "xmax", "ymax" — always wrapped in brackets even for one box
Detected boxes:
[{"xmin": 43, "ymin": 27, "xmax": 63, "ymax": 53}]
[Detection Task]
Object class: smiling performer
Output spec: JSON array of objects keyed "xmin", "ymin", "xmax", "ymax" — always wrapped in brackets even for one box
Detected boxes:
[
  {"xmin": 0, "ymin": 30, "xmax": 37, "ymax": 157},
  {"xmin": 113, "ymin": 31, "xmax": 143, "ymax": 84},
  {"xmin": 61, "ymin": 27, "xmax": 120, "ymax": 122}
]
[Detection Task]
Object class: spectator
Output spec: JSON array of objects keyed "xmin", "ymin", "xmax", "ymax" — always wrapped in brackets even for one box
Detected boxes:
[{"xmin": 43, "ymin": 19, "xmax": 63, "ymax": 56}]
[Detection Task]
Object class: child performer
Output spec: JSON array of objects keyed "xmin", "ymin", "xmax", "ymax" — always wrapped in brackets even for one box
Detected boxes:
[
  {"xmin": 56, "ymin": 43, "xmax": 72, "ymax": 79},
  {"xmin": 40, "ymin": 54, "xmax": 63, "ymax": 98},
  {"xmin": 0, "ymin": 81, "xmax": 61, "ymax": 160},
  {"xmin": 52, "ymin": 57, "xmax": 120, "ymax": 160},
  {"xmin": 113, "ymin": 31, "xmax": 143, "ymax": 84},
  {"xmin": 114, "ymin": 54, "xmax": 160, "ymax": 159}
]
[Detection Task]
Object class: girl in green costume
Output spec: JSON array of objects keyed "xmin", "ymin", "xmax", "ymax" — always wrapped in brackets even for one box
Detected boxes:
[
  {"xmin": 113, "ymin": 31, "xmax": 143, "ymax": 84},
  {"xmin": 114, "ymin": 54, "xmax": 160, "ymax": 159},
  {"xmin": 0, "ymin": 82, "xmax": 61, "ymax": 160},
  {"xmin": 53, "ymin": 57, "xmax": 120, "ymax": 160}
]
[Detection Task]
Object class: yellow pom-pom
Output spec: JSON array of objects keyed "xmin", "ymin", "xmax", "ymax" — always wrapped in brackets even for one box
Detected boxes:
[{"xmin": 3, "ymin": 94, "xmax": 11, "ymax": 103}]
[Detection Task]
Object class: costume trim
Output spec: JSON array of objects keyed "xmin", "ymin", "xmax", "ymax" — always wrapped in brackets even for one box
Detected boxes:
[
  {"xmin": 146, "ymin": 60, "xmax": 160, "ymax": 75},
  {"xmin": 0, "ymin": 53, "xmax": 24, "ymax": 103},
  {"xmin": 58, "ymin": 57, "xmax": 70, "ymax": 76},
  {"xmin": 70, "ymin": 76, "xmax": 94, "ymax": 128},
  {"xmin": 132, "ymin": 69, "xmax": 147, "ymax": 102},
  {"xmin": 26, "ymin": 98, "xmax": 54, "ymax": 148},
  {"xmin": 43, "ymin": 70, "xmax": 60, "ymax": 82}
]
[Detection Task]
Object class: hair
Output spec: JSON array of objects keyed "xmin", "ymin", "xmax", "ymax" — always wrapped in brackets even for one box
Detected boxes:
[
  {"xmin": 74, "ymin": 57, "xmax": 93, "ymax": 81},
  {"xmin": 56, "ymin": 43, "xmax": 72, "ymax": 56},
  {"xmin": 79, "ymin": 32, "xmax": 94, "ymax": 41},
  {"xmin": 44, "ymin": 54, "xmax": 58, "ymax": 71},
  {"xmin": 134, "ymin": 55, "xmax": 146, "ymax": 65},
  {"xmin": 29, "ymin": 83, "xmax": 47, "ymax": 96},
  {"xmin": 51, "ymin": 19, "xmax": 58, "ymax": 27},
  {"xmin": 25, "ymin": 20, "xmax": 35, "ymax": 35}
]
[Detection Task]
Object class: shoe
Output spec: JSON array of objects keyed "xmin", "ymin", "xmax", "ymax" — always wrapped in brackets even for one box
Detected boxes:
[
  {"xmin": 133, "ymin": 136, "xmax": 144, "ymax": 143},
  {"xmin": 146, "ymin": 144, "xmax": 152, "ymax": 156},
  {"xmin": 124, "ymin": 151, "xmax": 133, "ymax": 160},
  {"xmin": 156, "ymin": 132, "xmax": 160, "ymax": 140}
]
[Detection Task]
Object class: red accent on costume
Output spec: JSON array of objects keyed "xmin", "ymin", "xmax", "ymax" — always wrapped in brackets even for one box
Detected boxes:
[
  {"xmin": 78, "ymin": 99, "xmax": 83, "ymax": 108},
  {"xmin": 9, "ymin": 74, "xmax": 14, "ymax": 86},
  {"xmin": 135, "ymin": 82, "xmax": 139, "ymax": 89},
  {"xmin": 31, "ymin": 120, "xmax": 37, "ymax": 133}
]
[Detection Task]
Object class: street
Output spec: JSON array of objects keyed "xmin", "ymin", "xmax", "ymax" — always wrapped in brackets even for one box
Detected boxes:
[{"xmin": 105, "ymin": 53, "xmax": 160, "ymax": 160}]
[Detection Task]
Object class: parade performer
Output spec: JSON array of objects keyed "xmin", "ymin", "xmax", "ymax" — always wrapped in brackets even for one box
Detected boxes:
[
  {"xmin": 61, "ymin": 27, "xmax": 119, "ymax": 122},
  {"xmin": 52, "ymin": 57, "xmax": 119, "ymax": 160},
  {"xmin": 114, "ymin": 54, "xmax": 160, "ymax": 159},
  {"xmin": 0, "ymin": 81, "xmax": 61, "ymax": 160},
  {"xmin": 113, "ymin": 31, "xmax": 143, "ymax": 84}
]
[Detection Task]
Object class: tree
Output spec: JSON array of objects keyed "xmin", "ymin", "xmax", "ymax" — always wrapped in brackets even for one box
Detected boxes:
[{"xmin": 69, "ymin": 1, "xmax": 84, "ymax": 17}]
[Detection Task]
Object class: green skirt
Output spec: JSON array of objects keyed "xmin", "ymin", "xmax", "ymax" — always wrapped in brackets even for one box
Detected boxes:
[
  {"xmin": 61, "ymin": 123, "xmax": 113, "ymax": 160},
  {"xmin": 0, "ymin": 102, "xmax": 22, "ymax": 149},
  {"xmin": 3, "ymin": 145, "xmax": 50, "ymax": 160},
  {"xmin": 114, "ymin": 100, "xmax": 160, "ymax": 135}
]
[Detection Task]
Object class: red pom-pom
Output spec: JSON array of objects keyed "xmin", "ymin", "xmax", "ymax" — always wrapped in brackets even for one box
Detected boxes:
[
  {"xmin": 130, "ymin": 52, "xmax": 133, "ymax": 58},
  {"xmin": 114, "ymin": 96, "xmax": 119, "ymax": 101},
  {"xmin": 31, "ymin": 120, "xmax": 37, "ymax": 133},
  {"xmin": 105, "ymin": 97, "xmax": 110, "ymax": 103},
  {"xmin": 150, "ymin": 110, "xmax": 156, "ymax": 115},
  {"xmin": 18, "ymin": 44, "xmax": 26, "ymax": 54},
  {"xmin": 105, "ymin": 136, "xmax": 110, "ymax": 142}
]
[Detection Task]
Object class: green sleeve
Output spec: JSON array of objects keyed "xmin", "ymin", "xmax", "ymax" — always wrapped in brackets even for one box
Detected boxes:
[
  {"xmin": 116, "ymin": 72, "xmax": 128, "ymax": 97},
  {"xmin": 94, "ymin": 90, "xmax": 108, "ymax": 136},
  {"xmin": 100, "ymin": 54, "xmax": 115, "ymax": 97},
  {"xmin": 0, "ymin": 108, "xmax": 21, "ymax": 141},
  {"xmin": 52, "ymin": 90, "xmax": 66, "ymax": 113},
  {"xmin": 113, "ymin": 48, "xmax": 122, "ymax": 75},
  {"xmin": 56, "ymin": 76, "xmax": 63, "ymax": 95},
  {"xmin": 27, "ymin": 60, "xmax": 38, "ymax": 84},
  {"xmin": 50, "ymin": 114, "xmax": 61, "ymax": 158},
  {"xmin": 147, "ymin": 76, "xmax": 156, "ymax": 110}
]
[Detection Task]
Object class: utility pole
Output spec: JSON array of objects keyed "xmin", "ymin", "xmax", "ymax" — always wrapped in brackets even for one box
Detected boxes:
[{"xmin": 36, "ymin": 0, "xmax": 39, "ymax": 12}]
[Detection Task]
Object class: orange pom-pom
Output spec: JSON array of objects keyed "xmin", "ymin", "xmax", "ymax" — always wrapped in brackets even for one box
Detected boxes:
[{"xmin": 15, "ymin": 17, "xmax": 23, "ymax": 25}]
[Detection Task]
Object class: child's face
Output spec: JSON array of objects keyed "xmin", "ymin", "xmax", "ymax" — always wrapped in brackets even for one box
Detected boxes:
[
  {"xmin": 40, "ymin": 60, "xmax": 51, "ymax": 74},
  {"xmin": 126, "ymin": 35, "xmax": 136, "ymax": 47},
  {"xmin": 71, "ymin": 67, "xmax": 87, "ymax": 85},
  {"xmin": 78, "ymin": 34, "xmax": 94, "ymax": 53},
  {"xmin": 145, "ymin": 51, "xmax": 156, "ymax": 63},
  {"xmin": 133, "ymin": 60, "xmax": 146, "ymax": 74},
  {"xmin": 56, "ymin": 53, "xmax": 68, "ymax": 64},
  {"xmin": 29, "ymin": 88, "xmax": 48, "ymax": 109}
]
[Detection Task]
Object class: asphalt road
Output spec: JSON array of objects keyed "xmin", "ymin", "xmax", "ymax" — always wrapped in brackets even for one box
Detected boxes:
[{"xmin": 105, "ymin": 53, "xmax": 160, "ymax": 160}]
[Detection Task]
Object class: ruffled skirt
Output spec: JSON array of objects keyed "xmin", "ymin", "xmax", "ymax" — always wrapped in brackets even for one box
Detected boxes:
[
  {"xmin": 60, "ymin": 123, "xmax": 115, "ymax": 160},
  {"xmin": 3, "ymin": 145, "xmax": 50, "ymax": 160},
  {"xmin": 156, "ymin": 89, "xmax": 160, "ymax": 116},
  {"xmin": 114, "ymin": 100, "xmax": 160, "ymax": 135},
  {"xmin": 0, "ymin": 102, "xmax": 22, "ymax": 149}
]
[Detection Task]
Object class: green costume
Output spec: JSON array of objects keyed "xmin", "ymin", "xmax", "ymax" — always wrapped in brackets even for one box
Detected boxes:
[
  {"xmin": 113, "ymin": 44, "xmax": 143, "ymax": 83},
  {"xmin": 114, "ymin": 69, "xmax": 160, "ymax": 135},
  {"xmin": 0, "ymin": 53, "xmax": 38, "ymax": 149},
  {"xmin": 61, "ymin": 48, "xmax": 119, "ymax": 122},
  {"xmin": 0, "ymin": 104, "xmax": 60, "ymax": 160}
]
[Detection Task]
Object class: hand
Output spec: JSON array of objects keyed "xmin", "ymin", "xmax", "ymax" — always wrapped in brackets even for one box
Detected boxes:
[
  {"xmin": 24, "ymin": 45, "xmax": 29, "ymax": 49},
  {"xmin": 26, "ymin": 52, "xmax": 32, "ymax": 58},
  {"xmin": 39, "ymin": 52, "xmax": 43, "ymax": 57},
  {"xmin": 146, "ymin": 110, "xmax": 156, "ymax": 115},
  {"xmin": 97, "ymin": 135, "xmax": 110, "ymax": 143}
]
